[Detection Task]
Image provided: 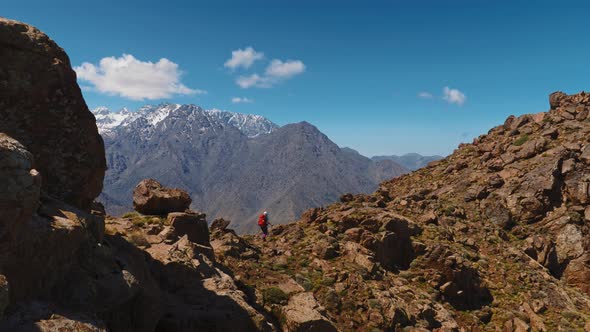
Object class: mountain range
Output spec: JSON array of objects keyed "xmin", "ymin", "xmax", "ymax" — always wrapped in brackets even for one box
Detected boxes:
[
  {"xmin": 372, "ymin": 153, "xmax": 443, "ymax": 170},
  {"xmin": 95, "ymin": 104, "xmax": 409, "ymax": 233}
]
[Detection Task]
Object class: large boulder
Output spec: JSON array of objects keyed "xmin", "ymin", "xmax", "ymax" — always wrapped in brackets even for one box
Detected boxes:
[
  {"xmin": 167, "ymin": 212, "xmax": 210, "ymax": 246},
  {"xmin": 0, "ymin": 134, "xmax": 41, "ymax": 239},
  {"xmin": 133, "ymin": 179, "xmax": 191, "ymax": 215},
  {"xmin": 0, "ymin": 18, "xmax": 106, "ymax": 209},
  {"xmin": 282, "ymin": 292, "xmax": 338, "ymax": 332}
]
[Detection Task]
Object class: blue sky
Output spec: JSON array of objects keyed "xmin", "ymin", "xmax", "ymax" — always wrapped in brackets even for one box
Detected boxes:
[{"xmin": 3, "ymin": 0, "xmax": 589, "ymax": 156}]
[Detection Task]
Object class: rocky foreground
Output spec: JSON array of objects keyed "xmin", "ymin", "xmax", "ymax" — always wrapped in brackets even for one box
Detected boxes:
[{"xmin": 1, "ymin": 15, "xmax": 590, "ymax": 332}]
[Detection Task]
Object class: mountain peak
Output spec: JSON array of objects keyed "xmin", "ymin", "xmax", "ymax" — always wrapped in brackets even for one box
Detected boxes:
[{"xmin": 92, "ymin": 104, "xmax": 278, "ymax": 138}]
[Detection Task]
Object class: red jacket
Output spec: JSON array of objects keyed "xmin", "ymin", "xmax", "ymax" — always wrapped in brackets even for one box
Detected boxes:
[{"xmin": 258, "ymin": 214, "xmax": 267, "ymax": 226}]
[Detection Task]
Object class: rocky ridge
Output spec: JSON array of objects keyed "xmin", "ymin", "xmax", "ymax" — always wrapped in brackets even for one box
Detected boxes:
[{"xmin": 208, "ymin": 92, "xmax": 590, "ymax": 331}]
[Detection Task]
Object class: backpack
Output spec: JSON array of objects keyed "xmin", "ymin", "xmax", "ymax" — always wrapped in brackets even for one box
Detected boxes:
[{"xmin": 258, "ymin": 214, "xmax": 267, "ymax": 226}]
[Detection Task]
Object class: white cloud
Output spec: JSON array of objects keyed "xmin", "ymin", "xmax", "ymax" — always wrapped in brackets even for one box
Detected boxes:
[
  {"xmin": 75, "ymin": 54, "xmax": 204, "ymax": 100},
  {"xmin": 224, "ymin": 47, "xmax": 264, "ymax": 70},
  {"xmin": 418, "ymin": 91, "xmax": 433, "ymax": 99},
  {"xmin": 235, "ymin": 58, "xmax": 306, "ymax": 89},
  {"xmin": 443, "ymin": 86, "xmax": 466, "ymax": 106},
  {"xmin": 265, "ymin": 59, "xmax": 305, "ymax": 78},
  {"xmin": 236, "ymin": 74, "xmax": 271, "ymax": 89},
  {"xmin": 232, "ymin": 97, "xmax": 254, "ymax": 104}
]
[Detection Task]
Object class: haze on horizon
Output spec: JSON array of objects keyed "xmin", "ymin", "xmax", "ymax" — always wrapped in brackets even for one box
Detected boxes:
[{"xmin": 3, "ymin": 0, "xmax": 589, "ymax": 156}]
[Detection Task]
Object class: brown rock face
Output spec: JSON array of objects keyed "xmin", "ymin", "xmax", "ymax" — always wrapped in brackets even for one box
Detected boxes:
[
  {"xmin": 0, "ymin": 18, "xmax": 106, "ymax": 209},
  {"xmin": 283, "ymin": 292, "xmax": 338, "ymax": 332},
  {"xmin": 133, "ymin": 179, "xmax": 191, "ymax": 215},
  {"xmin": 0, "ymin": 133, "xmax": 41, "ymax": 239},
  {"xmin": 167, "ymin": 212, "xmax": 210, "ymax": 246}
]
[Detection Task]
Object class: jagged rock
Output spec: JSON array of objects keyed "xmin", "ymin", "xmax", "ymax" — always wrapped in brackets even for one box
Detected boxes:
[
  {"xmin": 418, "ymin": 210, "xmax": 438, "ymax": 224},
  {"xmin": 522, "ymin": 302, "xmax": 547, "ymax": 332},
  {"xmin": 516, "ymin": 138, "xmax": 547, "ymax": 159},
  {"xmin": 133, "ymin": 179, "xmax": 191, "ymax": 215},
  {"xmin": 166, "ymin": 212, "xmax": 209, "ymax": 246},
  {"xmin": 504, "ymin": 317, "xmax": 530, "ymax": 332},
  {"xmin": 282, "ymin": 292, "xmax": 338, "ymax": 332},
  {"xmin": 549, "ymin": 91, "xmax": 568, "ymax": 108},
  {"xmin": 555, "ymin": 224, "xmax": 584, "ymax": 265},
  {"xmin": 488, "ymin": 174, "xmax": 505, "ymax": 188},
  {"xmin": 210, "ymin": 218, "xmax": 231, "ymax": 232},
  {"xmin": 90, "ymin": 201, "xmax": 106, "ymax": 217},
  {"xmin": 564, "ymin": 171, "xmax": 590, "ymax": 204},
  {"xmin": 344, "ymin": 227, "xmax": 364, "ymax": 242},
  {"xmin": 563, "ymin": 254, "xmax": 590, "ymax": 295},
  {"xmin": 524, "ymin": 235, "xmax": 560, "ymax": 275},
  {"xmin": 0, "ymin": 134, "xmax": 41, "ymax": 239},
  {"xmin": 375, "ymin": 230, "xmax": 415, "ymax": 271},
  {"xmin": 343, "ymin": 241, "xmax": 377, "ymax": 273},
  {"xmin": 211, "ymin": 229, "xmax": 257, "ymax": 259},
  {"xmin": 301, "ymin": 208, "xmax": 321, "ymax": 223},
  {"xmin": 0, "ymin": 18, "xmax": 105, "ymax": 210},
  {"xmin": 423, "ymin": 245, "xmax": 493, "ymax": 310},
  {"xmin": 339, "ymin": 193, "xmax": 354, "ymax": 203},
  {"xmin": 312, "ymin": 236, "xmax": 339, "ymax": 259}
]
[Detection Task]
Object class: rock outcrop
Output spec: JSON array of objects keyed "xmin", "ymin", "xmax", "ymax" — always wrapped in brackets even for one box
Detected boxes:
[
  {"xmin": 133, "ymin": 179, "xmax": 191, "ymax": 215},
  {"xmin": 283, "ymin": 292, "xmax": 338, "ymax": 332},
  {"xmin": 0, "ymin": 18, "xmax": 273, "ymax": 332},
  {"xmin": 0, "ymin": 17, "xmax": 105, "ymax": 210},
  {"xmin": 0, "ymin": 133, "xmax": 41, "ymax": 239}
]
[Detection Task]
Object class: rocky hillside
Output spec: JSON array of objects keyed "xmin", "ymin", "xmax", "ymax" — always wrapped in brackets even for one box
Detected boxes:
[
  {"xmin": 98, "ymin": 105, "xmax": 407, "ymax": 233},
  {"xmin": 208, "ymin": 92, "xmax": 590, "ymax": 331},
  {"xmin": 0, "ymin": 17, "xmax": 275, "ymax": 332}
]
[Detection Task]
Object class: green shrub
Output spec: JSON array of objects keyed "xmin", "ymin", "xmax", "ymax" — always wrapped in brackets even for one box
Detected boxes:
[
  {"xmin": 513, "ymin": 134, "xmax": 530, "ymax": 146},
  {"xmin": 368, "ymin": 298, "xmax": 381, "ymax": 309},
  {"xmin": 272, "ymin": 263, "xmax": 288, "ymax": 271},
  {"xmin": 321, "ymin": 277, "xmax": 336, "ymax": 286},
  {"xmin": 123, "ymin": 211, "xmax": 164, "ymax": 227},
  {"xmin": 262, "ymin": 287, "xmax": 289, "ymax": 305},
  {"xmin": 122, "ymin": 211, "xmax": 139, "ymax": 218}
]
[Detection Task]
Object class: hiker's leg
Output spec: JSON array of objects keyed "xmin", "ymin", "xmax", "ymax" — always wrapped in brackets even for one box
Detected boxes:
[
  {"xmin": 260, "ymin": 226, "xmax": 267, "ymax": 240},
  {"xmin": 262, "ymin": 225, "xmax": 268, "ymax": 240}
]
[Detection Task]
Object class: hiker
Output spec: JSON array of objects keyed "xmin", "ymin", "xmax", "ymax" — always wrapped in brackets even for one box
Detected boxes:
[{"xmin": 258, "ymin": 211, "xmax": 270, "ymax": 241}]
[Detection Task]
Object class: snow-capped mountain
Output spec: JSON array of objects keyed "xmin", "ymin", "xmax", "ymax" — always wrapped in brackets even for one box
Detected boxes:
[
  {"xmin": 91, "ymin": 103, "xmax": 279, "ymax": 139},
  {"xmin": 95, "ymin": 104, "xmax": 408, "ymax": 233}
]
